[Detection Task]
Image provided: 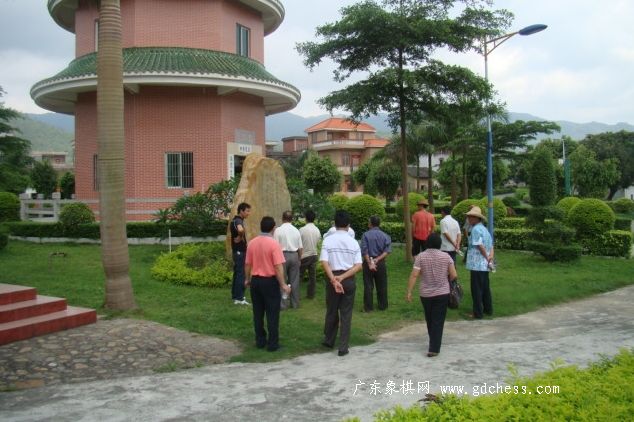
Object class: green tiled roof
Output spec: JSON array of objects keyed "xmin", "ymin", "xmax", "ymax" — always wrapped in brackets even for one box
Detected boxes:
[{"xmin": 37, "ymin": 47, "xmax": 296, "ymax": 90}]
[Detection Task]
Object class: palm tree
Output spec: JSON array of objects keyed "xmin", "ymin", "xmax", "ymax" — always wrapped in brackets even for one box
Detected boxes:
[{"xmin": 97, "ymin": 0, "xmax": 137, "ymax": 310}]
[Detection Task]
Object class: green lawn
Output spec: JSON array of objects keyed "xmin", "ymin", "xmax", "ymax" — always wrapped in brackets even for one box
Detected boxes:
[{"xmin": 1, "ymin": 241, "xmax": 633, "ymax": 363}]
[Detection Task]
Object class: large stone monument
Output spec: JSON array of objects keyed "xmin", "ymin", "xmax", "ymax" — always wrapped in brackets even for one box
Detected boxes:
[{"xmin": 226, "ymin": 153, "xmax": 292, "ymax": 255}]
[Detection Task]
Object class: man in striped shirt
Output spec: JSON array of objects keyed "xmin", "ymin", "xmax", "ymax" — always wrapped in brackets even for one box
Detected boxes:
[{"xmin": 320, "ymin": 210, "xmax": 362, "ymax": 357}]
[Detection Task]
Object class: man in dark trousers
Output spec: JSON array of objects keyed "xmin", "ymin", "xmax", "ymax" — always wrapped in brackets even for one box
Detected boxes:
[
  {"xmin": 361, "ymin": 215, "xmax": 392, "ymax": 312},
  {"xmin": 245, "ymin": 216, "xmax": 291, "ymax": 352},
  {"xmin": 320, "ymin": 210, "xmax": 362, "ymax": 357},
  {"xmin": 231, "ymin": 202, "xmax": 251, "ymax": 305}
]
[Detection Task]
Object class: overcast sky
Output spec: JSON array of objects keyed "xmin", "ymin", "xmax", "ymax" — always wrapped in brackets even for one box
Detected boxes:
[{"xmin": 1, "ymin": 0, "xmax": 632, "ymax": 124}]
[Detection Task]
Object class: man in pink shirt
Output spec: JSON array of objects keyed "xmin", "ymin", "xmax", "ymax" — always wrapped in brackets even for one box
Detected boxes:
[{"xmin": 245, "ymin": 216, "xmax": 291, "ymax": 352}]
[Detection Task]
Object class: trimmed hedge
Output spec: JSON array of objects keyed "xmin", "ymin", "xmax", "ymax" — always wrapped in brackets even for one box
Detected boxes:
[
  {"xmin": 4, "ymin": 220, "xmax": 228, "ymax": 239},
  {"xmin": 59, "ymin": 202, "xmax": 95, "ymax": 228},
  {"xmin": 380, "ymin": 222, "xmax": 406, "ymax": 243},
  {"xmin": 494, "ymin": 228, "xmax": 531, "ymax": 250},
  {"xmin": 0, "ymin": 192, "xmax": 20, "ymax": 222},
  {"xmin": 327, "ymin": 194, "xmax": 349, "ymax": 211},
  {"xmin": 579, "ymin": 230, "xmax": 633, "ymax": 258},
  {"xmin": 371, "ymin": 349, "xmax": 634, "ymax": 422},
  {"xmin": 395, "ymin": 192, "xmax": 426, "ymax": 218},
  {"xmin": 151, "ymin": 242, "xmax": 232, "ymax": 288},
  {"xmin": 451, "ymin": 199, "xmax": 480, "ymax": 224},
  {"xmin": 502, "ymin": 196, "xmax": 520, "ymax": 208},
  {"xmin": 615, "ymin": 217, "xmax": 632, "ymax": 231},
  {"xmin": 477, "ymin": 197, "xmax": 508, "ymax": 224},
  {"xmin": 344, "ymin": 194, "xmax": 386, "ymax": 235},
  {"xmin": 0, "ymin": 230, "xmax": 7, "ymax": 251},
  {"xmin": 568, "ymin": 199, "xmax": 616, "ymax": 238},
  {"xmin": 497, "ymin": 217, "xmax": 526, "ymax": 229},
  {"xmin": 556, "ymin": 196, "xmax": 582, "ymax": 218},
  {"xmin": 608, "ymin": 198, "xmax": 634, "ymax": 214}
]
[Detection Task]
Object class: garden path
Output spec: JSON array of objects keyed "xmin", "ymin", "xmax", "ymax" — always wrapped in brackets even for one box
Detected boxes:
[{"xmin": 1, "ymin": 285, "xmax": 633, "ymax": 421}]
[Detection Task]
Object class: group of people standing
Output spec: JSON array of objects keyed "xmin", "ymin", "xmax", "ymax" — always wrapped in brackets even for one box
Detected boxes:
[
  {"xmin": 230, "ymin": 204, "xmax": 392, "ymax": 356},
  {"xmin": 230, "ymin": 199, "xmax": 494, "ymax": 358},
  {"xmin": 407, "ymin": 198, "xmax": 494, "ymax": 357}
]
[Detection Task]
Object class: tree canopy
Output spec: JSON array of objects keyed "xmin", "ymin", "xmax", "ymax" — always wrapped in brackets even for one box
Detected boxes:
[
  {"xmin": 302, "ymin": 152, "xmax": 342, "ymax": 195},
  {"xmin": 0, "ymin": 87, "xmax": 32, "ymax": 194},
  {"xmin": 298, "ymin": 0, "xmax": 512, "ymax": 260}
]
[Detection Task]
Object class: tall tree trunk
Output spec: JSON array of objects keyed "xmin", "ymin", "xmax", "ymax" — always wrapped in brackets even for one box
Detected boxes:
[
  {"xmin": 427, "ymin": 152, "xmax": 434, "ymax": 212},
  {"xmin": 98, "ymin": 0, "xmax": 137, "ymax": 310},
  {"xmin": 462, "ymin": 146, "xmax": 469, "ymax": 200},
  {"xmin": 416, "ymin": 154, "xmax": 420, "ymax": 192},
  {"xmin": 398, "ymin": 49, "xmax": 412, "ymax": 262},
  {"xmin": 450, "ymin": 152, "xmax": 458, "ymax": 206}
]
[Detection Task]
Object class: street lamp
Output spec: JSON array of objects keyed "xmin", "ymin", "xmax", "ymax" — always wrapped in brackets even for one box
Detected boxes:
[{"xmin": 483, "ymin": 23, "xmax": 547, "ymax": 239}]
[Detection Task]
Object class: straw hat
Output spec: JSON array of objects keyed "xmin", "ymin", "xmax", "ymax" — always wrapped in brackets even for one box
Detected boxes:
[
  {"xmin": 417, "ymin": 198, "xmax": 429, "ymax": 206},
  {"xmin": 465, "ymin": 206, "xmax": 486, "ymax": 220}
]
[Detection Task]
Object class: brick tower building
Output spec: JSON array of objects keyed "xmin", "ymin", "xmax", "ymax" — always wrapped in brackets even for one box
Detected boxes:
[{"xmin": 32, "ymin": 0, "xmax": 299, "ymax": 220}]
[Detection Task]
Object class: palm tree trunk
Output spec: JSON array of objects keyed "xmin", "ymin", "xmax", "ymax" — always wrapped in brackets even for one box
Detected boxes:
[{"xmin": 98, "ymin": 0, "xmax": 136, "ymax": 310}]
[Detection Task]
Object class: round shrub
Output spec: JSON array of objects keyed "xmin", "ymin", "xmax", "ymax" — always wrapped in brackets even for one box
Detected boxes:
[
  {"xmin": 59, "ymin": 202, "xmax": 95, "ymax": 228},
  {"xmin": 502, "ymin": 196, "xmax": 520, "ymax": 209},
  {"xmin": 328, "ymin": 194, "xmax": 349, "ymax": 211},
  {"xmin": 395, "ymin": 192, "xmax": 426, "ymax": 219},
  {"xmin": 451, "ymin": 199, "xmax": 480, "ymax": 224},
  {"xmin": 477, "ymin": 197, "xmax": 507, "ymax": 224},
  {"xmin": 556, "ymin": 197, "xmax": 582, "ymax": 219},
  {"xmin": 0, "ymin": 192, "xmax": 20, "ymax": 222},
  {"xmin": 609, "ymin": 198, "xmax": 634, "ymax": 214},
  {"xmin": 344, "ymin": 194, "xmax": 386, "ymax": 235},
  {"xmin": 568, "ymin": 198, "xmax": 616, "ymax": 238},
  {"xmin": 151, "ymin": 242, "xmax": 232, "ymax": 288}
]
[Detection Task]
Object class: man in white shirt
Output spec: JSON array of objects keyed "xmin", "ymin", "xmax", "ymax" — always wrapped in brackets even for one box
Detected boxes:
[
  {"xmin": 274, "ymin": 210, "xmax": 303, "ymax": 309},
  {"xmin": 299, "ymin": 210, "xmax": 322, "ymax": 299},
  {"xmin": 323, "ymin": 225, "xmax": 355, "ymax": 239},
  {"xmin": 320, "ymin": 210, "xmax": 362, "ymax": 357},
  {"xmin": 440, "ymin": 206, "xmax": 461, "ymax": 264}
]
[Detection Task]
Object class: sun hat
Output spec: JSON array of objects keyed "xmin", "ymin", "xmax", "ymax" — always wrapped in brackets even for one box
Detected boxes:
[{"xmin": 465, "ymin": 206, "xmax": 486, "ymax": 220}]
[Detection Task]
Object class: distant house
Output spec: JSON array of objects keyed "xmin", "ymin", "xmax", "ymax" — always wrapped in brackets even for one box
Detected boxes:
[
  {"xmin": 304, "ymin": 118, "xmax": 389, "ymax": 192},
  {"xmin": 30, "ymin": 151, "xmax": 73, "ymax": 175}
]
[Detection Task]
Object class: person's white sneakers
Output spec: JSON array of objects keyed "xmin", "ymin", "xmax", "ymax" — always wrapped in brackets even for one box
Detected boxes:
[
  {"xmin": 239, "ymin": 299, "xmax": 250, "ymax": 305},
  {"xmin": 233, "ymin": 300, "xmax": 241, "ymax": 305}
]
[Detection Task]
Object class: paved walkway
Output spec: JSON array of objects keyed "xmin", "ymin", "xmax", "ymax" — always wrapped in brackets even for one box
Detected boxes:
[{"xmin": 1, "ymin": 285, "xmax": 633, "ymax": 421}]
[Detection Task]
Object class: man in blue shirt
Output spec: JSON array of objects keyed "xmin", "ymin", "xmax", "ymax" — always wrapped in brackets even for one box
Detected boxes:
[
  {"xmin": 465, "ymin": 206, "xmax": 494, "ymax": 319},
  {"xmin": 361, "ymin": 216, "xmax": 392, "ymax": 312}
]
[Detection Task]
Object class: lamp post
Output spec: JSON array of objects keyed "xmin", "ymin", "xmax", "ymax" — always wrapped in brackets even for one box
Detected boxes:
[{"xmin": 484, "ymin": 24, "xmax": 547, "ymax": 239}]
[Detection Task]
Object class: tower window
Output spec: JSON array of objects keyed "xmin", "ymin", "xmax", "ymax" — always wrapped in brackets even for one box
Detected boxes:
[{"xmin": 236, "ymin": 24, "xmax": 250, "ymax": 57}]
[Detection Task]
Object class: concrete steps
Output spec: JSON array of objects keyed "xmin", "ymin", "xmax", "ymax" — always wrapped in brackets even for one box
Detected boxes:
[{"xmin": 0, "ymin": 284, "xmax": 96, "ymax": 346}]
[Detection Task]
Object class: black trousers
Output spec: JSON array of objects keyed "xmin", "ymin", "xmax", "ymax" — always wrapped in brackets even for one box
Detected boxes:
[
  {"xmin": 323, "ymin": 273, "xmax": 356, "ymax": 353},
  {"xmin": 470, "ymin": 270, "xmax": 493, "ymax": 319},
  {"xmin": 300, "ymin": 255, "xmax": 318, "ymax": 299},
  {"xmin": 250, "ymin": 276, "xmax": 281, "ymax": 351},
  {"xmin": 362, "ymin": 260, "xmax": 388, "ymax": 311},
  {"xmin": 420, "ymin": 294, "xmax": 449, "ymax": 354},
  {"xmin": 412, "ymin": 237, "xmax": 427, "ymax": 256}
]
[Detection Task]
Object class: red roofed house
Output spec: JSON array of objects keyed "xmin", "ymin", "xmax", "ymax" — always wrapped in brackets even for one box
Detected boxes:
[
  {"xmin": 31, "ymin": 0, "xmax": 299, "ymax": 220},
  {"xmin": 304, "ymin": 117, "xmax": 389, "ymax": 192}
]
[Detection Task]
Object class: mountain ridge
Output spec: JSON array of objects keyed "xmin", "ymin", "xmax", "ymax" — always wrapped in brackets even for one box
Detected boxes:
[{"xmin": 16, "ymin": 111, "xmax": 634, "ymax": 153}]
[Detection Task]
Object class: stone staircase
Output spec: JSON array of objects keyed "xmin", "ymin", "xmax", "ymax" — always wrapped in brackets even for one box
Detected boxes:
[{"xmin": 0, "ymin": 283, "xmax": 96, "ymax": 346}]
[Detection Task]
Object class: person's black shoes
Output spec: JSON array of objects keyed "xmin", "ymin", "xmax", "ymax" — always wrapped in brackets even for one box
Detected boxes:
[
  {"xmin": 321, "ymin": 342, "xmax": 333, "ymax": 349},
  {"xmin": 338, "ymin": 350, "xmax": 349, "ymax": 357}
]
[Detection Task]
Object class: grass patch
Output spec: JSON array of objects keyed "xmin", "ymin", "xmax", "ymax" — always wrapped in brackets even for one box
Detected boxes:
[
  {"xmin": 364, "ymin": 348, "xmax": 634, "ymax": 421},
  {"xmin": 1, "ymin": 241, "xmax": 633, "ymax": 363}
]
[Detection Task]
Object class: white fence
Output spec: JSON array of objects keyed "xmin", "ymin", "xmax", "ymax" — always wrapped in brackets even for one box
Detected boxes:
[{"xmin": 19, "ymin": 195, "xmax": 77, "ymax": 222}]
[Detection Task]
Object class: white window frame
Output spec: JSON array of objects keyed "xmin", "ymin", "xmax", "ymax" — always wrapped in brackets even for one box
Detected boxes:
[
  {"xmin": 165, "ymin": 152, "xmax": 194, "ymax": 189},
  {"xmin": 236, "ymin": 24, "xmax": 250, "ymax": 57}
]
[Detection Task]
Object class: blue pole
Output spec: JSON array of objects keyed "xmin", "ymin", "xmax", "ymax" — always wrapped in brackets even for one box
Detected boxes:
[
  {"xmin": 484, "ymin": 44, "xmax": 495, "ymax": 240},
  {"xmin": 486, "ymin": 117, "xmax": 495, "ymax": 239}
]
